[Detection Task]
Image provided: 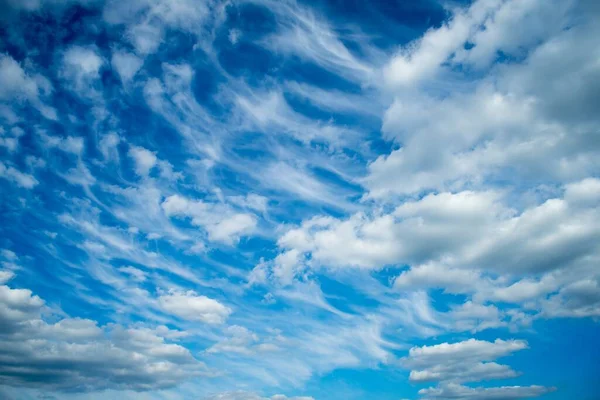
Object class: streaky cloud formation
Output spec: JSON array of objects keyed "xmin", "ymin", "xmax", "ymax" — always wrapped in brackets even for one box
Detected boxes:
[{"xmin": 0, "ymin": 0, "xmax": 599, "ymax": 399}]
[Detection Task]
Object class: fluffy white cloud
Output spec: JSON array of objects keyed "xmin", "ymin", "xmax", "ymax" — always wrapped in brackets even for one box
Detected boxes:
[
  {"xmin": 401, "ymin": 339, "xmax": 553, "ymax": 398},
  {"xmin": 276, "ymin": 183, "xmax": 600, "ymax": 315},
  {"xmin": 158, "ymin": 290, "xmax": 231, "ymax": 324},
  {"xmin": 403, "ymin": 339, "xmax": 527, "ymax": 372},
  {"xmin": 0, "ymin": 282, "xmax": 208, "ymax": 391},
  {"xmin": 370, "ymin": 1, "xmax": 600, "ymax": 198},
  {"xmin": 384, "ymin": 0, "xmax": 573, "ymax": 87},
  {"xmin": 384, "ymin": 0, "xmax": 498, "ymax": 87}
]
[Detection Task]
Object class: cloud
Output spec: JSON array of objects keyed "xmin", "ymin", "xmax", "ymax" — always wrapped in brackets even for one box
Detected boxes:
[
  {"xmin": 0, "ymin": 281, "xmax": 209, "ymax": 391},
  {"xmin": 384, "ymin": 0, "xmax": 573, "ymax": 87},
  {"xmin": 542, "ymin": 278, "xmax": 600, "ymax": 318},
  {"xmin": 161, "ymin": 194, "xmax": 258, "ymax": 245},
  {"xmin": 401, "ymin": 339, "xmax": 554, "ymax": 398},
  {"xmin": 128, "ymin": 145, "xmax": 157, "ymax": 176},
  {"xmin": 98, "ymin": 132, "xmax": 121, "ymax": 162},
  {"xmin": 158, "ymin": 290, "xmax": 232, "ymax": 324},
  {"xmin": 370, "ymin": 1, "xmax": 600, "ymax": 198},
  {"xmin": 0, "ymin": 270, "xmax": 14, "ymax": 285},
  {"xmin": 111, "ymin": 50, "xmax": 143, "ymax": 84},
  {"xmin": 208, "ymin": 213, "xmax": 257, "ymax": 245},
  {"xmin": 275, "ymin": 184, "xmax": 600, "ymax": 297},
  {"xmin": 0, "ymin": 162, "xmax": 38, "ymax": 189},
  {"xmin": 402, "ymin": 338, "xmax": 528, "ymax": 378},
  {"xmin": 1, "ymin": 0, "xmax": 599, "ymax": 398},
  {"xmin": 234, "ymin": 90, "xmax": 354, "ymax": 145},
  {"xmin": 102, "ymin": 0, "xmax": 213, "ymax": 56},
  {"xmin": 419, "ymin": 383, "xmax": 555, "ymax": 400},
  {"xmin": 60, "ymin": 46, "xmax": 104, "ymax": 99},
  {"xmin": 258, "ymin": 0, "xmax": 375, "ymax": 84},
  {"xmin": 384, "ymin": 0, "xmax": 498, "ymax": 87},
  {"xmin": 0, "ymin": 54, "xmax": 40, "ymax": 101},
  {"xmin": 203, "ymin": 393, "xmax": 313, "ymax": 400},
  {"xmin": 0, "ymin": 53, "xmax": 57, "ymax": 120}
]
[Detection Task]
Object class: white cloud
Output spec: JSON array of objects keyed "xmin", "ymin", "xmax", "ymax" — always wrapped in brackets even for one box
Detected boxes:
[
  {"xmin": 61, "ymin": 46, "xmax": 104, "ymax": 99},
  {"xmin": 208, "ymin": 213, "xmax": 257, "ymax": 245},
  {"xmin": 118, "ymin": 266, "xmax": 147, "ymax": 282},
  {"xmin": 235, "ymin": 90, "xmax": 353, "ymax": 145},
  {"xmin": 206, "ymin": 325, "xmax": 268, "ymax": 355},
  {"xmin": 227, "ymin": 194, "xmax": 269, "ymax": 213},
  {"xmin": 394, "ymin": 263, "xmax": 481, "ymax": 294},
  {"xmin": 203, "ymin": 393, "xmax": 313, "ymax": 400},
  {"xmin": 259, "ymin": 0, "xmax": 374, "ymax": 84},
  {"xmin": 158, "ymin": 290, "xmax": 231, "ymax": 324},
  {"xmin": 403, "ymin": 339, "xmax": 528, "ymax": 372},
  {"xmin": 128, "ymin": 145, "xmax": 157, "ymax": 176},
  {"xmin": 0, "ymin": 282, "xmax": 207, "ymax": 391},
  {"xmin": 370, "ymin": 2, "xmax": 600, "ymax": 198},
  {"xmin": 98, "ymin": 132, "xmax": 121, "ymax": 162},
  {"xmin": 39, "ymin": 132, "xmax": 85, "ymax": 156},
  {"xmin": 0, "ymin": 54, "xmax": 57, "ymax": 120},
  {"xmin": 419, "ymin": 383, "xmax": 555, "ymax": 399},
  {"xmin": 161, "ymin": 194, "xmax": 259, "ymax": 245},
  {"xmin": 111, "ymin": 50, "xmax": 143, "ymax": 83},
  {"xmin": 275, "ymin": 184, "xmax": 600, "ymax": 291},
  {"xmin": 401, "ymin": 338, "xmax": 548, "ymax": 396},
  {"xmin": 0, "ymin": 54, "xmax": 38, "ymax": 101},
  {"xmin": 0, "ymin": 271, "xmax": 14, "ymax": 285},
  {"xmin": 384, "ymin": 0, "xmax": 573, "ymax": 87},
  {"xmin": 384, "ymin": 0, "xmax": 499, "ymax": 87},
  {"xmin": 0, "ymin": 162, "xmax": 38, "ymax": 189},
  {"xmin": 103, "ymin": 0, "xmax": 212, "ymax": 56}
]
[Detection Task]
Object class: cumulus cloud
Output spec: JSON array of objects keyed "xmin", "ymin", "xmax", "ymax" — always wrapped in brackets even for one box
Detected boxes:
[
  {"xmin": 384, "ymin": 0, "xmax": 573, "ymax": 87},
  {"xmin": 371, "ymin": 0, "xmax": 600, "ymax": 198},
  {"xmin": 402, "ymin": 339, "xmax": 554, "ymax": 399},
  {"xmin": 276, "ymin": 183, "xmax": 600, "ymax": 312},
  {"xmin": 0, "ymin": 282, "xmax": 208, "ymax": 391},
  {"xmin": 158, "ymin": 290, "xmax": 232, "ymax": 324},
  {"xmin": 402, "ymin": 339, "xmax": 528, "ymax": 383}
]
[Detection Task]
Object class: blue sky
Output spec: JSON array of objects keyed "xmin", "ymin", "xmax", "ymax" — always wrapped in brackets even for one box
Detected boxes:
[{"xmin": 1, "ymin": 0, "xmax": 599, "ymax": 399}]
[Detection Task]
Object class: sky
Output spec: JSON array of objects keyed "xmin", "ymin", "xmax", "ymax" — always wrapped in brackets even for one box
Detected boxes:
[{"xmin": 0, "ymin": 0, "xmax": 599, "ymax": 399}]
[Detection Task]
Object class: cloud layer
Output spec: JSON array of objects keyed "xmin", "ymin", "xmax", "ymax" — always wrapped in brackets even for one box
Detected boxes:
[{"xmin": 0, "ymin": 0, "xmax": 599, "ymax": 399}]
